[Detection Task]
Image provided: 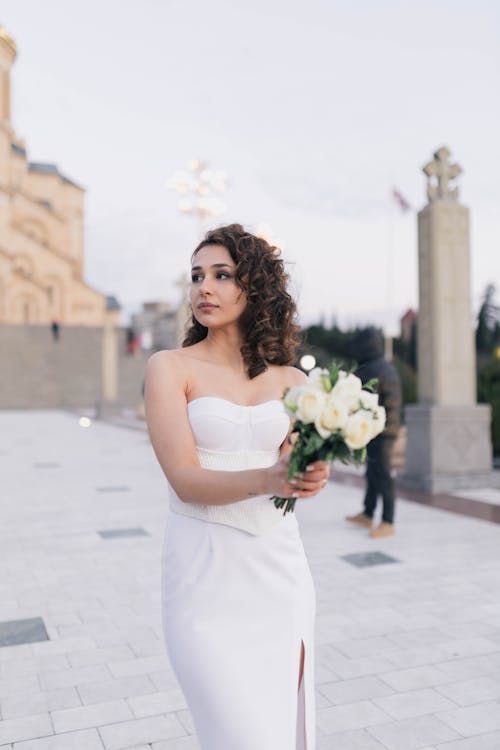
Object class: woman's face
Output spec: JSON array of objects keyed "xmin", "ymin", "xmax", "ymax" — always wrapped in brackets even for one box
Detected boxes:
[{"xmin": 190, "ymin": 244, "xmax": 247, "ymax": 329}]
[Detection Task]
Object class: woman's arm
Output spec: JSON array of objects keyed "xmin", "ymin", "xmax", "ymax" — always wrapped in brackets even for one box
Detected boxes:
[{"xmin": 144, "ymin": 351, "xmax": 304, "ymax": 505}]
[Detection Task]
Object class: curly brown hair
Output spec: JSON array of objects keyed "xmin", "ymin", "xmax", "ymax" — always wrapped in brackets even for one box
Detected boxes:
[{"xmin": 182, "ymin": 223, "xmax": 300, "ymax": 379}]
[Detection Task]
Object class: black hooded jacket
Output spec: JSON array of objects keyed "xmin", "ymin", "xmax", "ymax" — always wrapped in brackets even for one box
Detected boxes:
[{"xmin": 350, "ymin": 328, "xmax": 402, "ymax": 438}]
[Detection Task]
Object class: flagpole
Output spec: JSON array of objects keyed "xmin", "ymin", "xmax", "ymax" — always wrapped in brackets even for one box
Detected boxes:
[
  {"xmin": 385, "ymin": 183, "xmax": 395, "ymax": 360},
  {"xmin": 385, "ymin": 187, "xmax": 412, "ymax": 360}
]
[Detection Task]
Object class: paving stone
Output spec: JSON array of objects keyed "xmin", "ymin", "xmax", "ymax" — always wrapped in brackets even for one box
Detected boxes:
[
  {"xmin": 0, "ymin": 687, "xmax": 80, "ymax": 719},
  {"xmin": 332, "ymin": 637, "xmax": 403, "ymax": 660},
  {"xmin": 319, "ymin": 675, "xmax": 395, "ymax": 705},
  {"xmin": 435, "ymin": 730, "xmax": 500, "ymax": 749},
  {"xmin": 0, "ymin": 713, "xmax": 52, "ymax": 745},
  {"xmin": 174, "ymin": 710, "xmax": 195, "ymax": 736},
  {"xmin": 436, "ymin": 700, "xmax": 500, "ymax": 737},
  {"xmin": 317, "ymin": 729, "xmax": 388, "ymax": 749},
  {"xmin": 38, "ymin": 664, "xmax": 110, "ymax": 691},
  {"xmin": 51, "ymin": 699, "xmax": 133, "ymax": 733},
  {"xmin": 438, "ymin": 637, "xmax": 500, "ymax": 659},
  {"xmin": 0, "ymin": 673, "xmax": 41, "ymax": 698},
  {"xmin": 374, "ymin": 687, "xmax": 457, "ymax": 719},
  {"xmin": 379, "ymin": 665, "xmax": 452, "ymax": 691},
  {"xmin": 384, "ymin": 646, "xmax": 451, "ymax": 669},
  {"xmin": 0, "ymin": 645, "xmax": 33, "ymax": 663},
  {"xmin": 67, "ymin": 645, "xmax": 135, "ymax": 668},
  {"xmin": 367, "ymin": 714, "xmax": 461, "ymax": 750},
  {"xmin": 435, "ymin": 674, "xmax": 500, "ymax": 706},
  {"xmin": 152, "ymin": 737, "xmax": 200, "ymax": 750},
  {"xmin": 128, "ymin": 689, "xmax": 187, "ymax": 717},
  {"xmin": 98, "ymin": 714, "xmax": 186, "ymax": 749},
  {"xmin": 77, "ymin": 676, "xmax": 156, "ymax": 705},
  {"xmin": 317, "ymin": 699, "xmax": 392, "ymax": 734},
  {"xmin": 149, "ymin": 671, "xmax": 181, "ymax": 692},
  {"xmin": 108, "ymin": 655, "xmax": 170, "ymax": 679},
  {"xmin": 13, "ymin": 728, "xmax": 105, "ymax": 749},
  {"xmin": 31, "ymin": 637, "xmax": 96, "ymax": 657},
  {"xmin": 95, "ymin": 486, "xmax": 130, "ymax": 493},
  {"xmin": 436, "ymin": 653, "xmax": 500, "ymax": 681}
]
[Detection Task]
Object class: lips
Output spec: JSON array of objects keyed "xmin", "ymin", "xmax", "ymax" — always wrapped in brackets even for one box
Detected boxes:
[{"xmin": 198, "ymin": 303, "xmax": 218, "ymax": 310}]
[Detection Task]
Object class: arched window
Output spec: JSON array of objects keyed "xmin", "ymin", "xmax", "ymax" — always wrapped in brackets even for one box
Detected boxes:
[
  {"xmin": 13, "ymin": 255, "xmax": 33, "ymax": 276},
  {"xmin": 11, "ymin": 294, "xmax": 39, "ymax": 324},
  {"xmin": 17, "ymin": 218, "xmax": 49, "ymax": 246}
]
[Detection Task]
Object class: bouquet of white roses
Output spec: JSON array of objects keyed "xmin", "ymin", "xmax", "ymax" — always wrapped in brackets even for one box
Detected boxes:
[{"xmin": 272, "ymin": 363, "xmax": 386, "ymax": 515}]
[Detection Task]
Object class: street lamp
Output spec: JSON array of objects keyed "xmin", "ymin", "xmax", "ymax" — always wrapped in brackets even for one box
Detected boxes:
[
  {"xmin": 300, "ymin": 354, "xmax": 316, "ymax": 372},
  {"xmin": 166, "ymin": 159, "xmax": 228, "ymax": 346},
  {"xmin": 166, "ymin": 159, "xmax": 228, "ymax": 237}
]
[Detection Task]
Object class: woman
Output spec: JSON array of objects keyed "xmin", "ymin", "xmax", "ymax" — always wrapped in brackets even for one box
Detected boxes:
[{"xmin": 145, "ymin": 224, "xmax": 330, "ymax": 750}]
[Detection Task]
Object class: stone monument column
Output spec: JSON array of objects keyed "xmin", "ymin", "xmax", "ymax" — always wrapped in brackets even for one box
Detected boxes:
[
  {"xmin": 97, "ymin": 302, "xmax": 120, "ymax": 417},
  {"xmin": 403, "ymin": 146, "xmax": 492, "ymax": 492}
]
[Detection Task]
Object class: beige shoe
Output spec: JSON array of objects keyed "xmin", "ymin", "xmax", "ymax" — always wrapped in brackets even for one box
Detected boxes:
[
  {"xmin": 369, "ymin": 522, "xmax": 395, "ymax": 539},
  {"xmin": 345, "ymin": 512, "xmax": 373, "ymax": 528}
]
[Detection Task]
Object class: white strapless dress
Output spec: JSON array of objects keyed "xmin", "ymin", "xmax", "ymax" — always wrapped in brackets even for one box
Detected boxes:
[{"xmin": 161, "ymin": 398, "xmax": 316, "ymax": 750}]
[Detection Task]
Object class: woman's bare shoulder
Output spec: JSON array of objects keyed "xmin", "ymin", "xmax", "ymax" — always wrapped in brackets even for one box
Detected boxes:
[
  {"xmin": 147, "ymin": 348, "xmax": 184, "ymax": 369},
  {"xmin": 145, "ymin": 349, "xmax": 190, "ymax": 391}
]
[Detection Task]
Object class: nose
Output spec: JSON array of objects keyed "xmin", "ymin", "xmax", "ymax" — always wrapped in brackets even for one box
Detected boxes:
[{"xmin": 198, "ymin": 276, "xmax": 213, "ymax": 294}]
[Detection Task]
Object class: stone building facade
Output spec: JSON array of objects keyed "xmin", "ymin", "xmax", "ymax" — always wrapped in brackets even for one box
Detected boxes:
[{"xmin": 0, "ymin": 25, "xmax": 111, "ymax": 327}]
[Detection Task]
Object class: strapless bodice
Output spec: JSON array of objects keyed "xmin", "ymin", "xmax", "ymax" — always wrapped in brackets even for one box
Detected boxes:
[{"xmin": 167, "ymin": 397, "xmax": 291, "ymax": 535}]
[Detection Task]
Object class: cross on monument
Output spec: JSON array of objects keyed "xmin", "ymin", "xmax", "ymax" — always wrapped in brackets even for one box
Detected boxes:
[{"xmin": 422, "ymin": 145, "xmax": 462, "ymax": 203}]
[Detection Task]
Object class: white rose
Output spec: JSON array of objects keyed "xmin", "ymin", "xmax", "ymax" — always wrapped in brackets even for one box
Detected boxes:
[
  {"xmin": 319, "ymin": 397, "xmax": 349, "ymax": 434},
  {"xmin": 331, "ymin": 372, "xmax": 363, "ymax": 413},
  {"xmin": 296, "ymin": 388, "xmax": 326, "ymax": 424},
  {"xmin": 283, "ymin": 385, "xmax": 303, "ymax": 412},
  {"xmin": 358, "ymin": 390, "xmax": 379, "ymax": 411},
  {"xmin": 344, "ymin": 411, "xmax": 374, "ymax": 450},
  {"xmin": 371, "ymin": 405, "xmax": 386, "ymax": 438},
  {"xmin": 307, "ymin": 367, "xmax": 329, "ymax": 391}
]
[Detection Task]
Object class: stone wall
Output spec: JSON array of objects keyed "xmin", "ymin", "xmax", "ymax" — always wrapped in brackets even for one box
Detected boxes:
[{"xmin": 0, "ymin": 324, "xmax": 149, "ymax": 409}]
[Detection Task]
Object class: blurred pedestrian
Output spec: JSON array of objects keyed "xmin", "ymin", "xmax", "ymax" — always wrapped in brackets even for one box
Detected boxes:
[
  {"xmin": 126, "ymin": 326, "xmax": 135, "ymax": 355},
  {"xmin": 346, "ymin": 327, "xmax": 402, "ymax": 538},
  {"xmin": 51, "ymin": 320, "xmax": 60, "ymax": 341}
]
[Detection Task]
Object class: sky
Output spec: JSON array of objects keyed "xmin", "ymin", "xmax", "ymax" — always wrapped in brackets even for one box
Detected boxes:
[{"xmin": 2, "ymin": 0, "xmax": 499, "ymax": 332}]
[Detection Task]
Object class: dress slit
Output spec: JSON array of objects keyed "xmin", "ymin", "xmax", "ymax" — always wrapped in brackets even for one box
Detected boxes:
[{"xmin": 296, "ymin": 639, "xmax": 310, "ymax": 750}]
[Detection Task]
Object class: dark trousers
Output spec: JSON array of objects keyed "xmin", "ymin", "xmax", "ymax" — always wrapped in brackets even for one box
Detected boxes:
[{"xmin": 363, "ymin": 435, "xmax": 396, "ymax": 524}]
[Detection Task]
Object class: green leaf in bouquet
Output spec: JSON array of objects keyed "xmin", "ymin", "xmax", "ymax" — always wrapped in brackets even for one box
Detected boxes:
[
  {"xmin": 328, "ymin": 363, "xmax": 339, "ymax": 387},
  {"xmin": 321, "ymin": 374, "xmax": 333, "ymax": 392},
  {"xmin": 334, "ymin": 442, "xmax": 351, "ymax": 463},
  {"xmin": 352, "ymin": 447, "xmax": 367, "ymax": 463},
  {"xmin": 303, "ymin": 432, "xmax": 324, "ymax": 456},
  {"xmin": 318, "ymin": 444, "xmax": 335, "ymax": 462},
  {"xmin": 363, "ymin": 377, "xmax": 379, "ymax": 393}
]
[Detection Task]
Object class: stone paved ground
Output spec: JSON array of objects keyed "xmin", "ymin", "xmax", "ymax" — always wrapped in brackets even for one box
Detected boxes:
[{"xmin": 1, "ymin": 410, "xmax": 500, "ymax": 750}]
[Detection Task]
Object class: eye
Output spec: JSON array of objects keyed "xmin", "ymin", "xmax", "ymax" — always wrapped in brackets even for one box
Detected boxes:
[
  {"xmin": 191, "ymin": 274, "xmax": 202, "ymax": 282},
  {"xmin": 216, "ymin": 272, "xmax": 232, "ymax": 279}
]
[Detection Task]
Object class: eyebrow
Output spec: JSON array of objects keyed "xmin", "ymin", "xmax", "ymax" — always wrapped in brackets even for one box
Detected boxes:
[{"xmin": 191, "ymin": 263, "xmax": 234, "ymax": 271}]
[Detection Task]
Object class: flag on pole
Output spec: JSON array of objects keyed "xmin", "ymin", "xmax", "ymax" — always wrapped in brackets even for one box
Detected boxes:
[{"xmin": 392, "ymin": 188, "xmax": 412, "ymax": 212}]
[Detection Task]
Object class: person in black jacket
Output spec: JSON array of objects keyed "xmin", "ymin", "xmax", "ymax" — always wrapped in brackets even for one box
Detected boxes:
[{"xmin": 346, "ymin": 327, "xmax": 402, "ymax": 538}]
